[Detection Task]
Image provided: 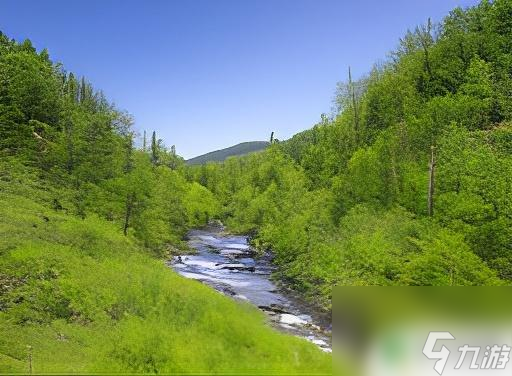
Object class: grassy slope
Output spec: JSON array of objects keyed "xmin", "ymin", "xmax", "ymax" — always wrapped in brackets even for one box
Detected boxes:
[
  {"xmin": 186, "ymin": 141, "xmax": 269, "ymax": 165},
  {"xmin": 0, "ymin": 166, "xmax": 330, "ymax": 374}
]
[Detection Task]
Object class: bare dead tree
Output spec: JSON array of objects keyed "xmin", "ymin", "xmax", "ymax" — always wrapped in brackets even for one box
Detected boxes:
[
  {"xmin": 123, "ymin": 193, "xmax": 135, "ymax": 236},
  {"xmin": 349, "ymin": 66, "xmax": 360, "ymax": 145},
  {"xmin": 428, "ymin": 145, "xmax": 436, "ymax": 217}
]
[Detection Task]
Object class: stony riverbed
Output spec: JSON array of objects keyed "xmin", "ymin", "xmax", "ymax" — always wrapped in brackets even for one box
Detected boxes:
[{"xmin": 167, "ymin": 225, "xmax": 332, "ymax": 352}]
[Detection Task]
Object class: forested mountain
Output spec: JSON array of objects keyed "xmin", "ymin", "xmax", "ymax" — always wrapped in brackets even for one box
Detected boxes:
[
  {"xmin": 186, "ymin": 141, "xmax": 269, "ymax": 165},
  {"xmin": 0, "ymin": 32, "xmax": 329, "ymax": 372},
  {"xmin": 187, "ymin": 0, "xmax": 512, "ymax": 309}
]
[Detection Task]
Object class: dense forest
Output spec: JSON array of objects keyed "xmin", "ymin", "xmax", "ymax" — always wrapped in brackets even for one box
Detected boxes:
[
  {"xmin": 1, "ymin": 0, "xmax": 511, "ymax": 373},
  {"xmin": 187, "ymin": 0, "xmax": 512, "ymax": 309}
]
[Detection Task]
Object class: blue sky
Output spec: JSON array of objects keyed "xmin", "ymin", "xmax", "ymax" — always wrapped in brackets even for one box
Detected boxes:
[{"xmin": 1, "ymin": 0, "xmax": 477, "ymax": 159}]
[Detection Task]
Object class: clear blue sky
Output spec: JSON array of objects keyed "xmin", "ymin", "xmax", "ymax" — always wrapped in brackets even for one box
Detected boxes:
[{"xmin": 1, "ymin": 0, "xmax": 477, "ymax": 159}]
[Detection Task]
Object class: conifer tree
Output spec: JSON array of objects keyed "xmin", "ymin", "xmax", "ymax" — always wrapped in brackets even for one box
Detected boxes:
[{"xmin": 151, "ymin": 131, "xmax": 158, "ymax": 165}]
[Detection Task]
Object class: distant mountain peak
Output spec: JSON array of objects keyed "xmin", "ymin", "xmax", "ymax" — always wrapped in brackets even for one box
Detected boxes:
[{"xmin": 186, "ymin": 141, "xmax": 269, "ymax": 165}]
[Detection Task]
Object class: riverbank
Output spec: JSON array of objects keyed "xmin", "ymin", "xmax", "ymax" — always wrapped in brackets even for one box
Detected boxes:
[{"xmin": 169, "ymin": 225, "xmax": 332, "ymax": 352}]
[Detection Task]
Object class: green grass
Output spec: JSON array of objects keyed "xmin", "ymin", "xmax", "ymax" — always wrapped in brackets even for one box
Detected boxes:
[{"xmin": 0, "ymin": 184, "xmax": 331, "ymax": 374}]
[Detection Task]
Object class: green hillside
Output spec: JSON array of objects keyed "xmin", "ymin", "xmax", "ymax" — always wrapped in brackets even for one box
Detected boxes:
[
  {"xmin": 186, "ymin": 141, "xmax": 269, "ymax": 165},
  {"xmin": 0, "ymin": 32, "xmax": 330, "ymax": 374},
  {"xmin": 0, "ymin": 165, "xmax": 330, "ymax": 373},
  {"xmin": 187, "ymin": 0, "xmax": 512, "ymax": 310}
]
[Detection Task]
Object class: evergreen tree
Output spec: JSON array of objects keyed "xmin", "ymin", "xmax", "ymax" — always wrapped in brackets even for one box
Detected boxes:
[{"xmin": 151, "ymin": 130, "xmax": 158, "ymax": 165}]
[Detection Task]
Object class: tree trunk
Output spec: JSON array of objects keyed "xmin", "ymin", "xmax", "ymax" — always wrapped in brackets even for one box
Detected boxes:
[
  {"xmin": 123, "ymin": 193, "xmax": 134, "ymax": 236},
  {"xmin": 428, "ymin": 145, "xmax": 436, "ymax": 217},
  {"xmin": 65, "ymin": 119, "xmax": 74, "ymax": 173},
  {"xmin": 27, "ymin": 345, "xmax": 33, "ymax": 374}
]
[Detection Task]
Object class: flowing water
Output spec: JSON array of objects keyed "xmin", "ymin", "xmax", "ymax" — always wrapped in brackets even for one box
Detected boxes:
[{"xmin": 167, "ymin": 224, "xmax": 332, "ymax": 352}]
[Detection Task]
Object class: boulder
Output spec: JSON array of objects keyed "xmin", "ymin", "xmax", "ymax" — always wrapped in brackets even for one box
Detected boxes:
[{"xmin": 279, "ymin": 313, "xmax": 308, "ymax": 326}]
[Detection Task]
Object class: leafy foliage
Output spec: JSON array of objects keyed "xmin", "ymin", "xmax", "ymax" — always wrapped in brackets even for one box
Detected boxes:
[
  {"xmin": 0, "ymin": 30, "xmax": 220, "ymax": 254},
  {"xmin": 188, "ymin": 0, "xmax": 512, "ymax": 309}
]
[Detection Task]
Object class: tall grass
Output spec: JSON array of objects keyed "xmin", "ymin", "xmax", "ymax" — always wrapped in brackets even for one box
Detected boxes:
[{"xmin": 0, "ymin": 175, "xmax": 331, "ymax": 374}]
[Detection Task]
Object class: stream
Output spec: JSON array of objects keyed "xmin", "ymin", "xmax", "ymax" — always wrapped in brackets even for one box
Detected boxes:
[{"xmin": 167, "ymin": 224, "xmax": 332, "ymax": 353}]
